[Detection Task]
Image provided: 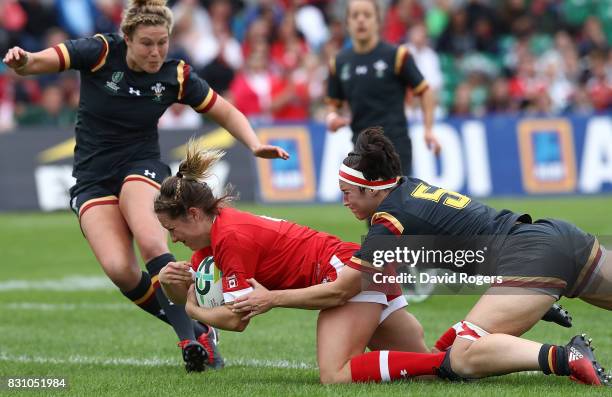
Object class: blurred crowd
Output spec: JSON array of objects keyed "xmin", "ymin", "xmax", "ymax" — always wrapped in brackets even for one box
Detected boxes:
[{"xmin": 0, "ymin": 0, "xmax": 610, "ymax": 132}]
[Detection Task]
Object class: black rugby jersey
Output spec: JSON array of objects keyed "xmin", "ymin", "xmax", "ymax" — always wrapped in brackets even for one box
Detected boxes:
[
  {"xmin": 351, "ymin": 177, "xmax": 527, "ymax": 271},
  {"xmin": 54, "ymin": 33, "xmax": 217, "ymax": 182},
  {"xmin": 326, "ymin": 42, "xmax": 428, "ymax": 141}
]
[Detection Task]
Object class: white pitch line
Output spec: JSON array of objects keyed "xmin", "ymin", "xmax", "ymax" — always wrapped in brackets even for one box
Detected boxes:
[
  {"xmin": 0, "ymin": 276, "xmax": 115, "ymax": 292},
  {"xmin": 2, "ymin": 302, "xmax": 134, "ymax": 311},
  {"xmin": 0, "ymin": 353, "xmax": 315, "ymax": 370}
]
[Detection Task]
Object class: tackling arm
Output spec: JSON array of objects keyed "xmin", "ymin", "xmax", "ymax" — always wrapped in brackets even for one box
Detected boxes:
[{"xmin": 232, "ymin": 266, "xmax": 364, "ymax": 318}]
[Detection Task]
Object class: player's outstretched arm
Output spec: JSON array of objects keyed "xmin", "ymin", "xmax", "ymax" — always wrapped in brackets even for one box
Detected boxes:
[
  {"xmin": 185, "ymin": 284, "xmax": 250, "ymax": 332},
  {"xmin": 3, "ymin": 46, "xmax": 61, "ymax": 76},
  {"xmin": 233, "ymin": 267, "xmax": 363, "ymax": 320},
  {"xmin": 206, "ymin": 95, "xmax": 289, "ymax": 160}
]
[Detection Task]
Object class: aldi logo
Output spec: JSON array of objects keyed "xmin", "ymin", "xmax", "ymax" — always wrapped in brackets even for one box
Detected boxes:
[{"xmin": 517, "ymin": 119, "xmax": 577, "ymax": 194}]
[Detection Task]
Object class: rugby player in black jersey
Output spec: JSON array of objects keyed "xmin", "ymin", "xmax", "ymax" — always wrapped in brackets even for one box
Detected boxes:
[
  {"xmin": 3, "ymin": 0, "xmax": 288, "ymax": 373},
  {"xmin": 326, "ymin": 0, "xmax": 441, "ymax": 176}
]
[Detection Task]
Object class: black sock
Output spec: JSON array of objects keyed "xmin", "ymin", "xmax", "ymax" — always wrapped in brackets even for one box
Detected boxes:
[
  {"xmin": 121, "ymin": 271, "xmax": 169, "ymax": 324},
  {"xmin": 146, "ymin": 253, "xmax": 196, "ymax": 341},
  {"xmin": 538, "ymin": 344, "xmax": 570, "ymax": 376},
  {"xmin": 193, "ymin": 321, "xmax": 209, "ymax": 338}
]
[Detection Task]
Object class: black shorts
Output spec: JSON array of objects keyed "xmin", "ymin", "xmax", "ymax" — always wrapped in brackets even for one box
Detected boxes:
[
  {"xmin": 495, "ymin": 219, "xmax": 603, "ymax": 298},
  {"xmin": 69, "ymin": 159, "xmax": 171, "ymax": 218}
]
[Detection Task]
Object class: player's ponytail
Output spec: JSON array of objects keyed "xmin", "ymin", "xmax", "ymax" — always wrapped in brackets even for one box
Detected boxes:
[
  {"xmin": 121, "ymin": 0, "xmax": 173, "ymax": 38},
  {"xmin": 154, "ymin": 139, "xmax": 235, "ymax": 219},
  {"xmin": 343, "ymin": 127, "xmax": 402, "ymax": 182}
]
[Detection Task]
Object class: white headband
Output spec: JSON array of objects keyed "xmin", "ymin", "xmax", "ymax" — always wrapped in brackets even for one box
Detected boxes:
[{"xmin": 338, "ymin": 164, "xmax": 399, "ymax": 190}]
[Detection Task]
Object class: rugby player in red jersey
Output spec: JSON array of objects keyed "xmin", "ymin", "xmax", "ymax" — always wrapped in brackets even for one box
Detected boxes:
[{"xmin": 155, "ymin": 139, "xmax": 438, "ymax": 384}]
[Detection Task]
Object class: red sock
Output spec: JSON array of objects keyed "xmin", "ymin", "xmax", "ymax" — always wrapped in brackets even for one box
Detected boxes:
[
  {"xmin": 434, "ymin": 326, "xmax": 457, "ymax": 351},
  {"xmin": 350, "ymin": 350, "xmax": 445, "ymax": 382}
]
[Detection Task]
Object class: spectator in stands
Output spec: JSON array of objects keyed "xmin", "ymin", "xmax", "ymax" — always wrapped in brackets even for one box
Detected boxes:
[
  {"xmin": 270, "ymin": 12, "xmax": 310, "ymax": 73},
  {"xmin": 288, "ymin": 0, "xmax": 329, "ymax": 51},
  {"xmin": 199, "ymin": 0, "xmax": 244, "ymax": 94},
  {"xmin": 585, "ymin": 49, "xmax": 612, "ymax": 112},
  {"xmin": 0, "ymin": 73, "xmax": 16, "ymax": 132},
  {"xmin": 436, "ymin": 7, "xmax": 475, "ymax": 56},
  {"xmin": 16, "ymin": 84, "xmax": 75, "ymax": 127},
  {"xmin": 406, "ymin": 21, "xmax": 443, "ymax": 120},
  {"xmin": 241, "ymin": 17, "xmax": 273, "ymax": 60},
  {"xmin": 382, "ymin": 0, "xmax": 424, "ymax": 45},
  {"xmin": 17, "ymin": 0, "xmax": 58, "ymax": 52},
  {"xmin": 229, "ymin": 41, "xmax": 274, "ymax": 122},
  {"xmin": 451, "ymin": 82, "xmax": 473, "ymax": 116},
  {"xmin": 55, "ymin": 0, "xmax": 97, "ymax": 38},
  {"xmin": 486, "ymin": 77, "xmax": 513, "ymax": 114},
  {"xmin": 578, "ymin": 16, "xmax": 609, "ymax": 57}
]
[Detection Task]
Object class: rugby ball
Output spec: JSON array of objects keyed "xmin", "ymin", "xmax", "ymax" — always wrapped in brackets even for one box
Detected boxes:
[{"xmin": 194, "ymin": 256, "xmax": 224, "ymax": 308}]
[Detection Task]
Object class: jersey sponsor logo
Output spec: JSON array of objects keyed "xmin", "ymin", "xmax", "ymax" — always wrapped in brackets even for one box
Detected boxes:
[
  {"xmin": 151, "ymin": 82, "xmax": 166, "ymax": 102},
  {"xmin": 340, "ymin": 63, "xmax": 351, "ymax": 81},
  {"xmin": 373, "ymin": 60, "xmax": 387, "ymax": 78},
  {"xmin": 227, "ymin": 275, "xmax": 237, "ymax": 289},
  {"xmin": 355, "ymin": 65, "xmax": 368, "ymax": 75},
  {"xmin": 129, "ymin": 87, "xmax": 141, "ymax": 96},
  {"xmin": 105, "ymin": 71, "xmax": 123, "ymax": 93}
]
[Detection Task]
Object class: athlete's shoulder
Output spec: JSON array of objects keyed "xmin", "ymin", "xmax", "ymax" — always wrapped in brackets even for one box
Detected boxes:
[{"xmin": 378, "ymin": 41, "xmax": 398, "ymax": 53}]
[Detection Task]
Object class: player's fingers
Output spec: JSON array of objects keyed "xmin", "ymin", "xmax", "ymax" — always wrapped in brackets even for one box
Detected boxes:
[
  {"xmin": 277, "ymin": 147, "xmax": 289, "ymax": 159},
  {"xmin": 232, "ymin": 302, "xmax": 250, "ymax": 312}
]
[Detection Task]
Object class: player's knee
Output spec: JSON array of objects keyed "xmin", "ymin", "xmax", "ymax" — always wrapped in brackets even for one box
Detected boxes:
[
  {"xmin": 319, "ymin": 370, "xmax": 346, "ymax": 385},
  {"xmin": 100, "ymin": 258, "xmax": 140, "ymax": 290},
  {"xmin": 318, "ymin": 363, "xmax": 351, "ymax": 384},
  {"xmin": 137, "ymin": 239, "xmax": 168, "ymax": 261},
  {"xmin": 449, "ymin": 346, "xmax": 484, "ymax": 379}
]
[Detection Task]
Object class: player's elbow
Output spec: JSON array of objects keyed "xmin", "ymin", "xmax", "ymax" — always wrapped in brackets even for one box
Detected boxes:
[
  {"xmin": 231, "ymin": 319, "xmax": 249, "ymax": 332},
  {"xmin": 335, "ymin": 289, "xmax": 352, "ymax": 306}
]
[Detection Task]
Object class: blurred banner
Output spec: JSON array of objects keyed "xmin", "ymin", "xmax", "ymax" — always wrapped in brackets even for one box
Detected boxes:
[
  {"xmin": 0, "ymin": 125, "xmax": 254, "ymax": 212},
  {"xmin": 0, "ymin": 114, "xmax": 611, "ymax": 211}
]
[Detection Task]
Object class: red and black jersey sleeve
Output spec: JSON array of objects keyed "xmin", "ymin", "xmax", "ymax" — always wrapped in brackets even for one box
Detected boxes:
[
  {"xmin": 176, "ymin": 61, "xmax": 218, "ymax": 113},
  {"xmin": 395, "ymin": 45, "xmax": 428, "ymax": 96},
  {"xmin": 349, "ymin": 211, "xmax": 405, "ymax": 273},
  {"xmin": 55, "ymin": 33, "xmax": 111, "ymax": 73}
]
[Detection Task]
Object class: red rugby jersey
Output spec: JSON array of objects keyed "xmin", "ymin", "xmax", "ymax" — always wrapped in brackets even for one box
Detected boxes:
[{"xmin": 190, "ymin": 207, "xmax": 358, "ymax": 302}]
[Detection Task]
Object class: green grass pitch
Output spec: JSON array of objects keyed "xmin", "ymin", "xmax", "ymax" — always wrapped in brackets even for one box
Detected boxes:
[{"xmin": 0, "ymin": 197, "xmax": 611, "ymax": 396}]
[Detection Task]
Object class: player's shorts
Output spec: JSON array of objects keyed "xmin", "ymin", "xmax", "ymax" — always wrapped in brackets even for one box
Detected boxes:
[
  {"xmin": 69, "ymin": 158, "xmax": 170, "ymax": 219},
  {"xmin": 495, "ymin": 218, "xmax": 605, "ymax": 299},
  {"xmin": 323, "ymin": 242, "xmax": 408, "ymax": 324}
]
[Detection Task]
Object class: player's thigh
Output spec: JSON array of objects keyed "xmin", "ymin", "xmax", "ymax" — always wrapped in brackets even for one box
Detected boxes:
[
  {"xmin": 80, "ymin": 203, "xmax": 140, "ymax": 290},
  {"xmin": 119, "ymin": 180, "xmax": 168, "ymax": 261},
  {"xmin": 368, "ymin": 309, "xmax": 428, "ymax": 352},
  {"xmin": 581, "ymin": 250, "xmax": 612, "ymax": 310},
  {"xmin": 464, "ymin": 287, "xmax": 556, "ymax": 336},
  {"xmin": 317, "ymin": 302, "xmax": 383, "ymax": 384}
]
